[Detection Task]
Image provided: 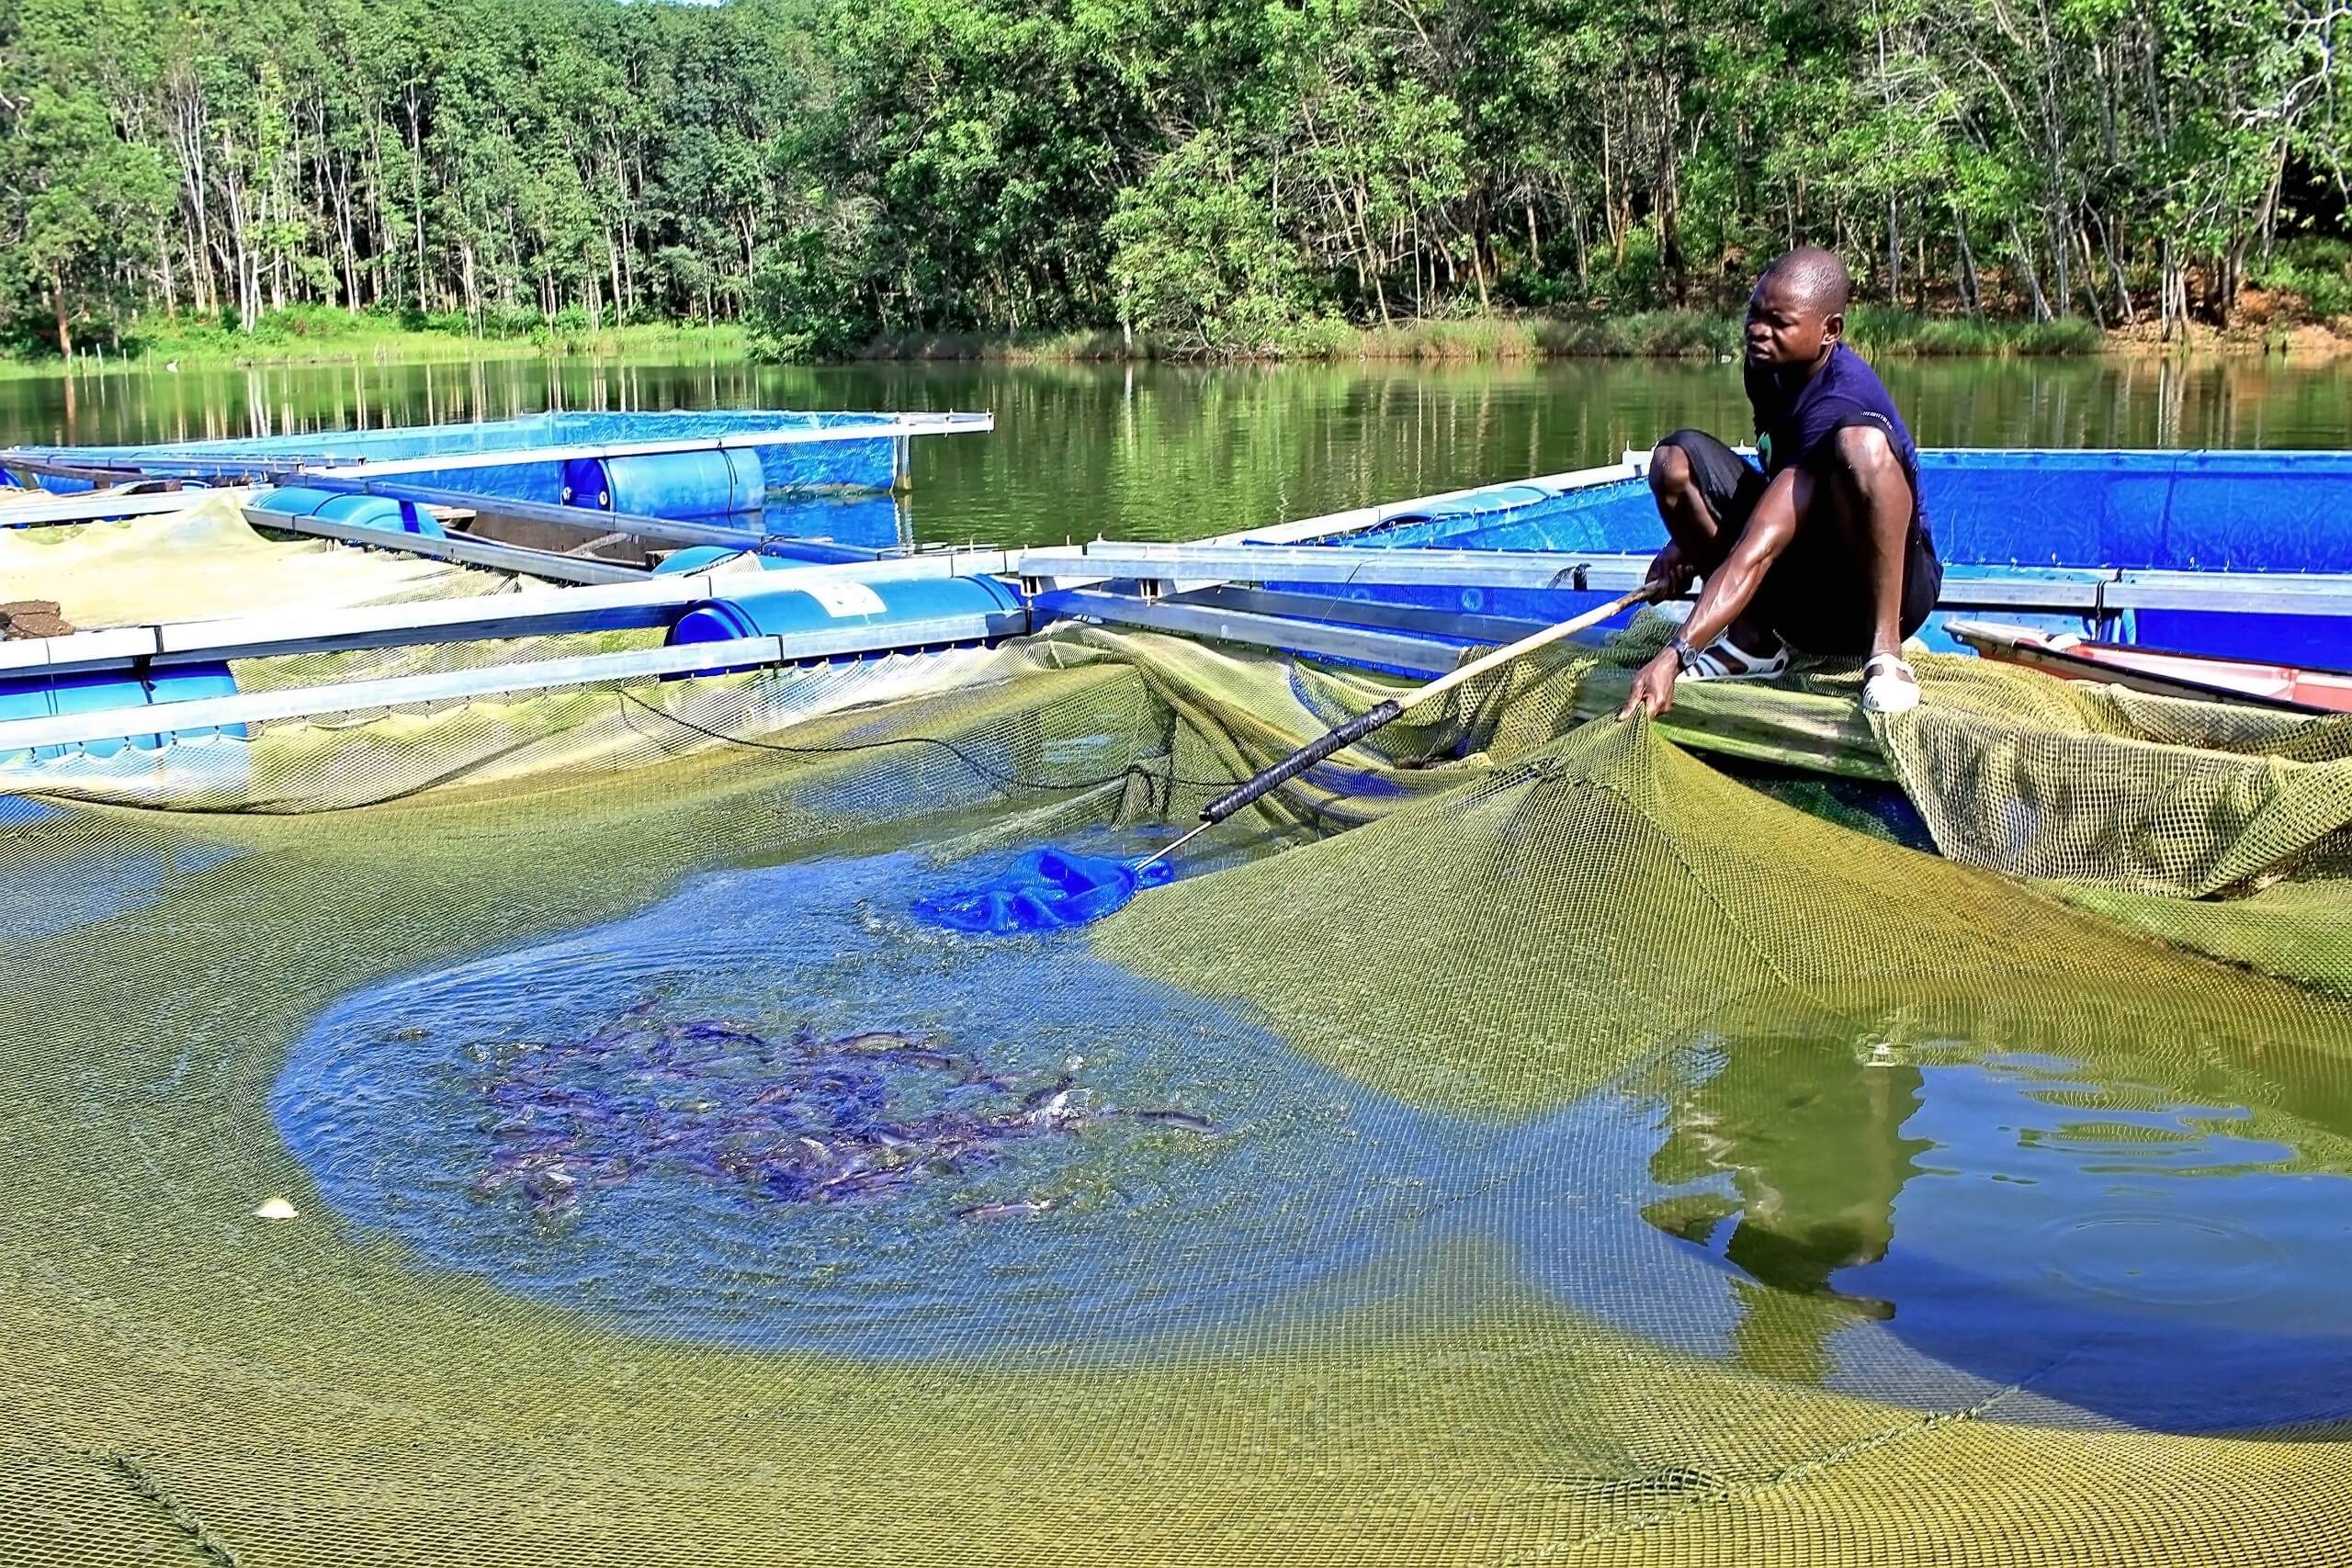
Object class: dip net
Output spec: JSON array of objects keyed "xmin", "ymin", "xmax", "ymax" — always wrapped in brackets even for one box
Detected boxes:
[{"xmin": 5, "ymin": 624, "xmax": 2352, "ymax": 1566}]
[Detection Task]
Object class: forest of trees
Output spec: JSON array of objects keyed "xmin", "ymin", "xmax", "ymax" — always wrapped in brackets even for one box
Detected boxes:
[{"xmin": 0, "ymin": 0, "xmax": 2346, "ymax": 358}]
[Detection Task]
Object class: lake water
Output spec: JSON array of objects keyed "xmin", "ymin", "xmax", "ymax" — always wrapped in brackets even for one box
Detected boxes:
[
  {"xmin": 4, "ymin": 351, "xmax": 2345, "ymax": 549},
  {"xmin": 11, "ymin": 349, "xmax": 2352, "ymax": 1493}
]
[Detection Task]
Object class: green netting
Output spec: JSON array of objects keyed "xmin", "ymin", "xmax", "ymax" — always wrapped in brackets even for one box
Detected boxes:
[
  {"xmin": 1567, "ymin": 611, "xmax": 2352, "ymax": 998},
  {"xmin": 5, "ymin": 622, "xmax": 2352, "ymax": 1565},
  {"xmin": 0, "ymin": 495, "xmax": 506, "ymax": 627}
]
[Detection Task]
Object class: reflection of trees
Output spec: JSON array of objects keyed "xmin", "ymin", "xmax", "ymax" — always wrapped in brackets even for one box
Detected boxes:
[{"xmin": 1643, "ymin": 1034, "xmax": 1928, "ymax": 1384}]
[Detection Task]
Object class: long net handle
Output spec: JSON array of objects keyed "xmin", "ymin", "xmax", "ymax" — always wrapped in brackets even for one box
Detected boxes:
[
  {"xmin": 1196, "ymin": 583, "xmax": 1656, "ymax": 829},
  {"xmin": 1404, "ymin": 583, "xmax": 1656, "ymax": 712}
]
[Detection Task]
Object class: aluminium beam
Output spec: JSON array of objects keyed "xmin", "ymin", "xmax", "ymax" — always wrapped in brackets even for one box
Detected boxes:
[
  {"xmin": 2108, "ymin": 570, "xmax": 2352, "ymax": 616},
  {"xmin": 245, "ymin": 502, "xmax": 650, "ymax": 585},
  {"xmin": 1018, "ymin": 542, "xmax": 2125, "ymax": 615},
  {"xmin": 2, "ymin": 446, "xmax": 304, "ymax": 483},
  {"xmin": 1033, "ymin": 589, "xmax": 1461, "ymax": 675},
  {"xmin": 1019, "ymin": 543, "xmax": 1608, "ymax": 593},
  {"xmin": 312, "ymin": 477, "xmax": 774, "ymax": 552},
  {"xmin": 0, "ymin": 455, "xmax": 164, "ymax": 485},
  {"xmin": 0, "ymin": 602, "xmax": 1030, "ymax": 753},
  {"xmin": 3, "ymin": 548, "xmax": 1016, "ymax": 676},
  {"xmin": 0, "ymin": 487, "xmax": 253, "ymax": 528},
  {"xmin": 0, "ymin": 626, "xmax": 162, "ymax": 676},
  {"xmin": 1225, "ymin": 460, "xmax": 1641, "ymax": 546},
  {"xmin": 1174, "ymin": 586, "xmax": 1555, "ymax": 647},
  {"xmin": 302, "ymin": 413, "xmax": 996, "ymax": 481}
]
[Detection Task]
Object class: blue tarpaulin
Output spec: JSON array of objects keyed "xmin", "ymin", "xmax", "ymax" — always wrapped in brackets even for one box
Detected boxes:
[
  {"xmin": 1283, "ymin": 451, "xmax": 2352, "ymax": 661},
  {"xmin": 913, "ymin": 850, "xmax": 1173, "ymax": 934}
]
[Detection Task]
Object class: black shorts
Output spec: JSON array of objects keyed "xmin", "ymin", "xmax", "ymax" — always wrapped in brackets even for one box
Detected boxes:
[{"xmin": 1656, "ymin": 428, "xmax": 1941, "ymax": 656}]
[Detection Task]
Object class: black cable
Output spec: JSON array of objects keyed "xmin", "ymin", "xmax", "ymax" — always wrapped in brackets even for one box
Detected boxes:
[{"xmin": 615, "ymin": 687, "xmax": 1241, "ymax": 794}]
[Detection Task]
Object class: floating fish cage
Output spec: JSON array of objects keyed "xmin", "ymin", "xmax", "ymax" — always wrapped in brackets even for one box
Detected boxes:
[{"xmin": 5, "ymin": 419, "xmax": 2352, "ymax": 1566}]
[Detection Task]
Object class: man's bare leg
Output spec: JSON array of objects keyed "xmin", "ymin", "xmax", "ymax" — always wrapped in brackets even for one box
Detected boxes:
[
  {"xmin": 1804, "ymin": 425, "xmax": 1921, "ymax": 708},
  {"xmin": 1812, "ymin": 426, "xmax": 1915, "ymax": 659},
  {"xmin": 1647, "ymin": 439, "xmax": 1782, "ymax": 657},
  {"xmin": 1647, "ymin": 440, "xmax": 1725, "ymax": 561}
]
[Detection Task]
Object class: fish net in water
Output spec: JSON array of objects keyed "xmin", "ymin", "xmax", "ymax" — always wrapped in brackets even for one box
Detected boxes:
[
  {"xmin": 4, "ymin": 624, "xmax": 2352, "ymax": 1566},
  {"xmin": 0, "ymin": 494, "xmax": 507, "ymax": 628},
  {"xmin": 1584, "ymin": 607, "xmax": 2352, "ymax": 998}
]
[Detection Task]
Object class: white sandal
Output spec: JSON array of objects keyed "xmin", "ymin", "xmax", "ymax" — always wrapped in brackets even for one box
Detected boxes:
[
  {"xmin": 1861, "ymin": 652, "xmax": 1922, "ymax": 714},
  {"xmin": 1683, "ymin": 634, "xmax": 1790, "ymax": 682}
]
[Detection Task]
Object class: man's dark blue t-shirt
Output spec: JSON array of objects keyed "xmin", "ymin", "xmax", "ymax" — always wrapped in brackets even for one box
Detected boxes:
[{"xmin": 1746, "ymin": 342, "xmax": 1930, "ymax": 546}]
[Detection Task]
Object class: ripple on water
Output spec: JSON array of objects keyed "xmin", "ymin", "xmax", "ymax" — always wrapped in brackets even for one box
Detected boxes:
[
  {"xmin": 271, "ymin": 845, "xmax": 1492, "ymax": 1359},
  {"xmin": 1645, "ymin": 1040, "xmax": 2352, "ymax": 1431},
  {"xmin": 2042, "ymin": 1212, "xmax": 2290, "ymax": 1309},
  {"xmin": 274, "ymin": 852, "xmax": 2352, "ymax": 1426}
]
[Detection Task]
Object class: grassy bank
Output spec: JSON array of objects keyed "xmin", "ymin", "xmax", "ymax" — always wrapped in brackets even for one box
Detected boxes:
[
  {"xmin": 11, "ymin": 304, "xmax": 2327, "ymax": 376},
  {"xmin": 7, "ymin": 307, "xmax": 748, "ymax": 375},
  {"xmin": 856, "ymin": 308, "xmax": 2113, "ymax": 363}
]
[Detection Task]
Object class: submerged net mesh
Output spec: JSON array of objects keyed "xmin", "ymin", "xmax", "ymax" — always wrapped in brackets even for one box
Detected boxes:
[
  {"xmin": 5, "ymin": 622, "xmax": 2352, "ymax": 1565},
  {"xmin": 1574, "ymin": 610, "xmax": 2352, "ymax": 999},
  {"xmin": 0, "ymin": 494, "xmax": 507, "ymax": 628}
]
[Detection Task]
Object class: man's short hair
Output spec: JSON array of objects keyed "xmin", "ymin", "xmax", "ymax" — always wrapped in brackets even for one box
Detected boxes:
[{"xmin": 1760, "ymin": 246, "xmax": 1851, "ymax": 314}]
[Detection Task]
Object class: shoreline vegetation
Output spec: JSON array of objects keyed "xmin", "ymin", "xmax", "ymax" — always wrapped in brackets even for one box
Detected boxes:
[
  {"xmin": 8, "ymin": 306, "xmax": 2337, "ymax": 379},
  {"xmin": 6, "ymin": 1, "xmax": 2345, "ymax": 375}
]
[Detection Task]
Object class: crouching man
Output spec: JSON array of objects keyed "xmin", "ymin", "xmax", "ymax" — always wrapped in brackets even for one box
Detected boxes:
[{"xmin": 1622, "ymin": 246, "xmax": 1941, "ymax": 718}]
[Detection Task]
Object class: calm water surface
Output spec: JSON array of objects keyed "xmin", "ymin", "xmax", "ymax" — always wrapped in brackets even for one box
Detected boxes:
[
  {"xmin": 20, "ymin": 352, "xmax": 2352, "ymax": 1422},
  {"xmin": 273, "ymin": 837, "xmax": 2352, "ymax": 1429},
  {"xmin": 5, "ymin": 352, "xmax": 2347, "ymax": 549}
]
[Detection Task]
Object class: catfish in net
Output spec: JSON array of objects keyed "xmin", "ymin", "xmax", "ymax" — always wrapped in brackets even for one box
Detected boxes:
[{"xmin": 1621, "ymin": 246, "xmax": 1943, "ymax": 720}]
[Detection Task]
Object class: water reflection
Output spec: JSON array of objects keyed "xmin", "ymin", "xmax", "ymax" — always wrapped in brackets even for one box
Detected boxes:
[
  {"xmin": 273, "ymin": 826, "xmax": 2352, "ymax": 1432},
  {"xmin": 1645, "ymin": 1036, "xmax": 1927, "ymax": 1382},
  {"xmin": 1635, "ymin": 1027, "xmax": 2352, "ymax": 1431},
  {"xmin": 6, "ymin": 353, "xmax": 2347, "ymax": 551}
]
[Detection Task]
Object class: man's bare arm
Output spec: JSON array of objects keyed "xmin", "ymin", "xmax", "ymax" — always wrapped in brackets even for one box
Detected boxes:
[
  {"xmin": 1671, "ymin": 468, "xmax": 1800, "ymax": 651},
  {"xmin": 1620, "ymin": 469, "xmax": 1800, "ymax": 718}
]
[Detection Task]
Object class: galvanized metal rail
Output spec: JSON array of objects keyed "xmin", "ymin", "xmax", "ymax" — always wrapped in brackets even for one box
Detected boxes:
[
  {"xmin": 0, "ymin": 596, "xmax": 1031, "ymax": 754},
  {"xmin": 1018, "ymin": 541, "xmax": 2352, "ymax": 620},
  {"xmin": 300, "ymin": 412, "xmax": 995, "ymax": 480},
  {"xmin": 0, "ymin": 549, "xmax": 1014, "ymax": 677}
]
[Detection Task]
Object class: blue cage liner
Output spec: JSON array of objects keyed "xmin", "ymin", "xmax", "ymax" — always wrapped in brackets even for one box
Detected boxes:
[
  {"xmin": 0, "ymin": 662, "xmax": 243, "ymax": 762},
  {"xmin": 1274, "ymin": 452, "xmax": 2352, "ymax": 661},
  {"xmin": 17, "ymin": 412, "xmax": 906, "ymax": 517},
  {"xmin": 249, "ymin": 487, "xmax": 447, "ymax": 538}
]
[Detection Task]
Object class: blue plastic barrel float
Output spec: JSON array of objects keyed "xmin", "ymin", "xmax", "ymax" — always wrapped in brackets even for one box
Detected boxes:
[
  {"xmin": 251, "ymin": 486, "xmax": 445, "ymax": 538},
  {"xmin": 0, "ymin": 661, "xmax": 244, "ymax": 761},
  {"xmin": 664, "ymin": 574, "xmax": 1025, "ymax": 670},
  {"xmin": 561, "ymin": 449, "xmax": 766, "ymax": 519},
  {"xmin": 651, "ymin": 542, "xmax": 876, "ymax": 576}
]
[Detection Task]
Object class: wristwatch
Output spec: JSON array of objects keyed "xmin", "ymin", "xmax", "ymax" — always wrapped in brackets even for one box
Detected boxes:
[{"xmin": 1668, "ymin": 635, "xmax": 1702, "ymax": 673}]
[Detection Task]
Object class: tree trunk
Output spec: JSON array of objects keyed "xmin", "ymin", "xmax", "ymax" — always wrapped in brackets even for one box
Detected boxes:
[
  {"xmin": 2045, "ymin": 210, "xmax": 2072, "ymax": 316},
  {"xmin": 2158, "ymin": 238, "xmax": 2186, "ymax": 341},
  {"xmin": 404, "ymin": 85, "xmax": 429, "ymax": 311},
  {"xmin": 155, "ymin": 220, "xmax": 179, "ymax": 317},
  {"xmin": 2094, "ymin": 209, "xmax": 2135, "ymax": 325},
  {"xmin": 1885, "ymin": 195, "xmax": 1901, "ymax": 305},
  {"xmin": 52, "ymin": 276, "xmax": 73, "ymax": 359},
  {"xmin": 2255, "ymin": 138, "xmax": 2289, "ymax": 267},
  {"xmin": 2009, "ymin": 222, "xmax": 2052, "ymax": 321}
]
